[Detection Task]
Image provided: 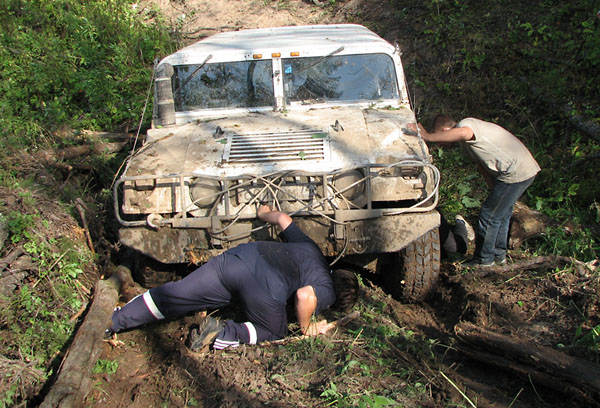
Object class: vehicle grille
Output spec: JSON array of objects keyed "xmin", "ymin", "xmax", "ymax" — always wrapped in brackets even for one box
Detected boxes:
[{"xmin": 223, "ymin": 130, "xmax": 330, "ymax": 163}]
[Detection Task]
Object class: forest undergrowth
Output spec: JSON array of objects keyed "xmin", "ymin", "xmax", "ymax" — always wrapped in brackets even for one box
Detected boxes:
[{"xmin": 0, "ymin": 0, "xmax": 599, "ymax": 406}]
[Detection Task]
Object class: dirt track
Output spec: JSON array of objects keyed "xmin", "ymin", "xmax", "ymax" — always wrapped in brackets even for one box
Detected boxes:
[{"xmin": 84, "ymin": 2, "xmax": 600, "ymax": 407}]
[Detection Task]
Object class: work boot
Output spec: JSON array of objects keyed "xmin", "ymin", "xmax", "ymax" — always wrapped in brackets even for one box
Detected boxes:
[{"xmin": 186, "ymin": 316, "xmax": 224, "ymax": 352}]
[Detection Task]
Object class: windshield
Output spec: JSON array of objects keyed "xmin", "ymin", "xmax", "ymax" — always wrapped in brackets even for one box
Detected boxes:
[
  {"xmin": 282, "ymin": 53, "xmax": 399, "ymax": 103},
  {"xmin": 172, "ymin": 60, "xmax": 273, "ymax": 111}
]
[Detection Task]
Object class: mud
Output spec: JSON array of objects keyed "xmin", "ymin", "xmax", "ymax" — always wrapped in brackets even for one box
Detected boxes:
[
  {"xmin": 85, "ymin": 1, "xmax": 600, "ymax": 407},
  {"xmin": 85, "ymin": 256, "xmax": 600, "ymax": 407}
]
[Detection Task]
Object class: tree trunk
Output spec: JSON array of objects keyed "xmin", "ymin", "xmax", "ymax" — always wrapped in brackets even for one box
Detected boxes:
[
  {"xmin": 40, "ymin": 266, "xmax": 133, "ymax": 408},
  {"xmin": 509, "ymin": 201, "xmax": 551, "ymax": 249},
  {"xmin": 35, "ymin": 141, "xmax": 129, "ymax": 171},
  {"xmin": 509, "ymin": 201, "xmax": 579, "ymax": 249},
  {"xmin": 454, "ymin": 322, "xmax": 600, "ymax": 401}
]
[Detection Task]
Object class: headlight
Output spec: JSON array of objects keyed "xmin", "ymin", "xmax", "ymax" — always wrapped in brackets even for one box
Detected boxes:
[
  {"xmin": 189, "ymin": 178, "xmax": 221, "ymax": 207},
  {"xmin": 379, "ymin": 166, "xmax": 422, "ymax": 177},
  {"xmin": 395, "ymin": 165, "xmax": 422, "ymax": 177},
  {"xmin": 333, "ymin": 170, "xmax": 365, "ymax": 200}
]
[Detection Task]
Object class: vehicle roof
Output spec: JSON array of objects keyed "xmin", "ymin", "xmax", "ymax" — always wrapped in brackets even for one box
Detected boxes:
[{"xmin": 159, "ymin": 24, "xmax": 398, "ymax": 66}]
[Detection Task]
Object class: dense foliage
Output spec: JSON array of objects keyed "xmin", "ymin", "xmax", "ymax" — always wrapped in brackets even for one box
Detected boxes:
[
  {"xmin": 0, "ymin": 0, "xmax": 174, "ymax": 151},
  {"xmin": 398, "ymin": 0, "xmax": 600, "ymax": 260},
  {"xmin": 0, "ymin": 1, "xmax": 174, "ymax": 405}
]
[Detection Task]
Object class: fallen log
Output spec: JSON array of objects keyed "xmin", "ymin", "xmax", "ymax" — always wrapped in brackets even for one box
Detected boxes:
[
  {"xmin": 34, "ymin": 141, "xmax": 129, "ymax": 171},
  {"xmin": 527, "ymin": 81, "xmax": 600, "ymax": 144},
  {"xmin": 562, "ymin": 104, "xmax": 600, "ymax": 144},
  {"xmin": 458, "ymin": 254, "xmax": 594, "ymax": 277},
  {"xmin": 509, "ymin": 201, "xmax": 578, "ymax": 249},
  {"xmin": 509, "ymin": 201, "xmax": 551, "ymax": 249},
  {"xmin": 457, "ymin": 345, "xmax": 591, "ymax": 403},
  {"xmin": 0, "ymin": 247, "xmax": 25, "ymax": 272},
  {"xmin": 454, "ymin": 322, "xmax": 600, "ymax": 401},
  {"xmin": 80, "ymin": 130, "xmax": 137, "ymax": 142},
  {"xmin": 40, "ymin": 266, "xmax": 133, "ymax": 408}
]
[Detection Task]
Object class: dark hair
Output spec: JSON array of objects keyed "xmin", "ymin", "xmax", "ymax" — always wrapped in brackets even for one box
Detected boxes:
[
  {"xmin": 331, "ymin": 269, "xmax": 359, "ymax": 312},
  {"xmin": 431, "ymin": 114, "xmax": 457, "ymax": 133}
]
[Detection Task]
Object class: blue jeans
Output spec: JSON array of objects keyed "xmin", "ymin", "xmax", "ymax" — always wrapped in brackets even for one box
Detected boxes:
[{"xmin": 473, "ymin": 176, "xmax": 535, "ymax": 263}]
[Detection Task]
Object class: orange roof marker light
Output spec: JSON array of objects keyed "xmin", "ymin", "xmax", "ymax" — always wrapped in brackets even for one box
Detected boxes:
[
  {"xmin": 252, "ymin": 54, "xmax": 262, "ymax": 59},
  {"xmin": 290, "ymin": 51, "xmax": 300, "ymax": 56},
  {"xmin": 271, "ymin": 52, "xmax": 281, "ymax": 57}
]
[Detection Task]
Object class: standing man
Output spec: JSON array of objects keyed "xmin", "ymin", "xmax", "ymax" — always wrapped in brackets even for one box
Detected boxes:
[
  {"xmin": 107, "ymin": 205, "xmax": 359, "ymax": 350},
  {"xmin": 410, "ymin": 115, "xmax": 540, "ymax": 267}
]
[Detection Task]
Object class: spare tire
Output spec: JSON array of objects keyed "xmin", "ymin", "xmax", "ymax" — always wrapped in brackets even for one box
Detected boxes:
[{"xmin": 383, "ymin": 228, "xmax": 441, "ymax": 303}]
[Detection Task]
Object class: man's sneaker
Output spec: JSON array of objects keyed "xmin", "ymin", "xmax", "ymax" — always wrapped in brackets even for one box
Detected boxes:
[
  {"xmin": 455, "ymin": 215, "xmax": 475, "ymax": 242},
  {"xmin": 495, "ymin": 257, "xmax": 507, "ymax": 265},
  {"xmin": 461, "ymin": 258, "xmax": 495, "ymax": 268},
  {"xmin": 186, "ymin": 316, "xmax": 224, "ymax": 352},
  {"xmin": 103, "ymin": 328, "xmax": 115, "ymax": 339}
]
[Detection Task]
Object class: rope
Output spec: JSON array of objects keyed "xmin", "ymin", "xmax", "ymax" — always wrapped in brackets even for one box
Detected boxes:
[{"xmin": 110, "ymin": 60, "xmax": 156, "ymax": 189}]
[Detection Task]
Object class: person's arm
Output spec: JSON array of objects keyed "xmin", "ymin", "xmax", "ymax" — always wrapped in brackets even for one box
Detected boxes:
[
  {"xmin": 257, "ymin": 204, "xmax": 293, "ymax": 231},
  {"xmin": 408, "ymin": 123, "xmax": 474, "ymax": 144},
  {"xmin": 295, "ymin": 285, "xmax": 335, "ymax": 336}
]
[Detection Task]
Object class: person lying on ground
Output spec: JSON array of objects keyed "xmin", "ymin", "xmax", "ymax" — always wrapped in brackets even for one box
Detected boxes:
[{"xmin": 106, "ymin": 205, "xmax": 359, "ymax": 351}]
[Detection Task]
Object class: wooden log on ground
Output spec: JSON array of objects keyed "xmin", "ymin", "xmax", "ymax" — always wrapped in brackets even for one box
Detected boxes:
[
  {"xmin": 40, "ymin": 266, "xmax": 133, "ymax": 408},
  {"xmin": 34, "ymin": 141, "xmax": 129, "ymax": 171},
  {"xmin": 562, "ymin": 104, "xmax": 600, "ymax": 144},
  {"xmin": 458, "ymin": 254, "xmax": 593, "ymax": 277},
  {"xmin": 457, "ymin": 345, "xmax": 592, "ymax": 403},
  {"xmin": 509, "ymin": 201, "xmax": 551, "ymax": 249},
  {"xmin": 509, "ymin": 201, "xmax": 579, "ymax": 249},
  {"xmin": 74, "ymin": 198, "xmax": 95, "ymax": 255},
  {"xmin": 80, "ymin": 130, "xmax": 137, "ymax": 142},
  {"xmin": 454, "ymin": 322, "xmax": 600, "ymax": 399}
]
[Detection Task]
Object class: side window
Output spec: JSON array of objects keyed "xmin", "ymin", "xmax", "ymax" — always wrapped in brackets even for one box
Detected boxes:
[{"xmin": 173, "ymin": 60, "xmax": 274, "ymax": 111}]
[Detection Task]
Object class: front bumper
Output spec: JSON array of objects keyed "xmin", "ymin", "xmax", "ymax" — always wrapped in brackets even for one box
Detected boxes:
[{"xmin": 119, "ymin": 210, "xmax": 440, "ymax": 264}]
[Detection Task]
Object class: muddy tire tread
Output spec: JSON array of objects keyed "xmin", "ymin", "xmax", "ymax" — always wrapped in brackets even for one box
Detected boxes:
[{"xmin": 384, "ymin": 228, "xmax": 441, "ymax": 303}]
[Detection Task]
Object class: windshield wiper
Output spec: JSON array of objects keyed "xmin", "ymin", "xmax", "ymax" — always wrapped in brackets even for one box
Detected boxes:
[
  {"xmin": 173, "ymin": 54, "xmax": 213, "ymax": 96},
  {"xmin": 295, "ymin": 46, "xmax": 344, "ymax": 75}
]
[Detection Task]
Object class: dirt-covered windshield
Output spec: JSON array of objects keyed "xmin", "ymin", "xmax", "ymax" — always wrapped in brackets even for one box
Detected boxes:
[
  {"xmin": 173, "ymin": 59, "xmax": 274, "ymax": 111},
  {"xmin": 171, "ymin": 53, "xmax": 399, "ymax": 111},
  {"xmin": 283, "ymin": 53, "xmax": 399, "ymax": 103}
]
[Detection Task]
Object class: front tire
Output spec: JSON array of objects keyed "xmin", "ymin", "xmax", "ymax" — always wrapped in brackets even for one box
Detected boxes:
[{"xmin": 383, "ymin": 228, "xmax": 441, "ymax": 303}]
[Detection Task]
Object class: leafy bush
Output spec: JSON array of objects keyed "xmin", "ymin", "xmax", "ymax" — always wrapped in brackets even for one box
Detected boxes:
[
  {"xmin": 0, "ymin": 2, "xmax": 171, "ymax": 403},
  {"xmin": 410, "ymin": 0, "xmax": 600, "ymax": 261},
  {"xmin": 93, "ymin": 359, "xmax": 119, "ymax": 375},
  {"xmin": 0, "ymin": 0, "xmax": 174, "ymax": 151}
]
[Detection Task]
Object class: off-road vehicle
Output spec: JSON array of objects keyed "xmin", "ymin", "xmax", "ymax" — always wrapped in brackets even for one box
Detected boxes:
[{"xmin": 113, "ymin": 24, "xmax": 441, "ymax": 302}]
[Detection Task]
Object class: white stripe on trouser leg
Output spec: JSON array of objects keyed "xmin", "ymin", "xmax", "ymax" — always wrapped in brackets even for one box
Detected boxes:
[
  {"xmin": 213, "ymin": 339, "xmax": 240, "ymax": 349},
  {"xmin": 244, "ymin": 322, "xmax": 257, "ymax": 345},
  {"xmin": 143, "ymin": 291, "xmax": 165, "ymax": 320}
]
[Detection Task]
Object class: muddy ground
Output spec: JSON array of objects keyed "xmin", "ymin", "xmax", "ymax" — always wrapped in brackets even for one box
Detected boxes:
[
  {"xmin": 63, "ymin": 1, "xmax": 600, "ymax": 407},
  {"xmin": 86, "ymin": 256, "xmax": 600, "ymax": 407}
]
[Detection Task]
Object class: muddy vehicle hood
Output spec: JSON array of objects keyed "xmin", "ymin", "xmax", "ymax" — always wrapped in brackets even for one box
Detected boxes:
[{"xmin": 133, "ymin": 106, "xmax": 426, "ymax": 178}]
